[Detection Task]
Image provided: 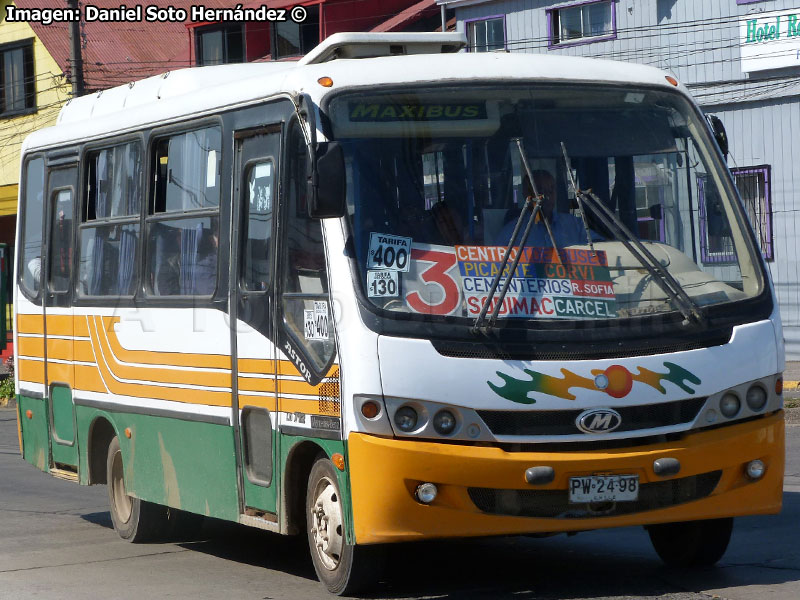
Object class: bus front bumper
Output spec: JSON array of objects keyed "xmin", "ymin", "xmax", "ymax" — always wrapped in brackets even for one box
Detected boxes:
[{"xmin": 347, "ymin": 412, "xmax": 784, "ymax": 544}]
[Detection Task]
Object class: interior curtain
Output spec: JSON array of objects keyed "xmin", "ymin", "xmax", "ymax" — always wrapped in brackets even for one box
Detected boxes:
[{"xmin": 179, "ymin": 223, "xmax": 201, "ymax": 294}]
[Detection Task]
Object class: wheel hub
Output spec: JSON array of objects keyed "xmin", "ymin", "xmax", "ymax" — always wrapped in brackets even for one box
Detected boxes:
[
  {"xmin": 111, "ymin": 451, "xmax": 132, "ymax": 523},
  {"xmin": 310, "ymin": 478, "xmax": 344, "ymax": 571}
]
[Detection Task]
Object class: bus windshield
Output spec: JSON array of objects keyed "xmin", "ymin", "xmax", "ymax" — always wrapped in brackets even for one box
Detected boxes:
[{"xmin": 328, "ymin": 84, "xmax": 763, "ymax": 326}]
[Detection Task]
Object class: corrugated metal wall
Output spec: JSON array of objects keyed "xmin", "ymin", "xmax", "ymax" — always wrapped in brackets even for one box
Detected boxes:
[{"xmin": 453, "ymin": 0, "xmax": 800, "ymax": 357}]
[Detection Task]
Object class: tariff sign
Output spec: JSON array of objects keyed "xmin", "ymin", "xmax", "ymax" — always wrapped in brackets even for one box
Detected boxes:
[
  {"xmin": 367, "ymin": 233, "xmax": 411, "ymax": 272},
  {"xmin": 367, "ymin": 270, "xmax": 399, "ymax": 297},
  {"xmin": 304, "ymin": 301, "xmax": 329, "ymax": 341}
]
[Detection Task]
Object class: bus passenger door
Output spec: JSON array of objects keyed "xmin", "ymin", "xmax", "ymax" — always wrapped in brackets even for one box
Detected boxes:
[
  {"xmin": 231, "ymin": 128, "xmax": 281, "ymax": 514},
  {"xmin": 44, "ymin": 166, "xmax": 78, "ymax": 469}
]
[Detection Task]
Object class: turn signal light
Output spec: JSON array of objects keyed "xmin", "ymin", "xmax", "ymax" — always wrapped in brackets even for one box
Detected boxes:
[
  {"xmin": 331, "ymin": 453, "xmax": 345, "ymax": 471},
  {"xmin": 25, "ymin": 410, "xmax": 32, "ymax": 419},
  {"xmin": 776, "ymin": 377, "xmax": 783, "ymax": 396},
  {"xmin": 666, "ymin": 75, "xmax": 679, "ymax": 86},
  {"xmin": 361, "ymin": 400, "xmax": 380, "ymax": 419},
  {"xmin": 318, "ymin": 76, "xmax": 334, "ymax": 87}
]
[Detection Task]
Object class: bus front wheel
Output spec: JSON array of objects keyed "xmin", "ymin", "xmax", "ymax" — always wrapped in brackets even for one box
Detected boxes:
[
  {"xmin": 647, "ymin": 517, "xmax": 733, "ymax": 567},
  {"xmin": 305, "ymin": 456, "xmax": 382, "ymax": 595},
  {"xmin": 106, "ymin": 436, "xmax": 167, "ymax": 542}
]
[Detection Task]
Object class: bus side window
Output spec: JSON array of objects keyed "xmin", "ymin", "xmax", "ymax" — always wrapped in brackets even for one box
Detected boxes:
[
  {"xmin": 242, "ymin": 160, "xmax": 274, "ymax": 291},
  {"xmin": 19, "ymin": 157, "xmax": 45, "ymax": 296},
  {"xmin": 48, "ymin": 189, "xmax": 74, "ymax": 293},
  {"xmin": 147, "ymin": 126, "xmax": 221, "ymax": 297},
  {"xmin": 79, "ymin": 143, "xmax": 141, "ymax": 296},
  {"xmin": 280, "ymin": 121, "xmax": 335, "ymax": 370}
]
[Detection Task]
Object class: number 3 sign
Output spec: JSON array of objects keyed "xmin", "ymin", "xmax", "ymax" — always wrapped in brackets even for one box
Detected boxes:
[{"xmin": 405, "ymin": 245, "xmax": 462, "ymax": 316}]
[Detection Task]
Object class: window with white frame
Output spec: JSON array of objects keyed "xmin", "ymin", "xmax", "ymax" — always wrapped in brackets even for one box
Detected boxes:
[
  {"xmin": 467, "ymin": 17, "xmax": 505, "ymax": 52},
  {"xmin": 550, "ymin": 1, "xmax": 614, "ymax": 46}
]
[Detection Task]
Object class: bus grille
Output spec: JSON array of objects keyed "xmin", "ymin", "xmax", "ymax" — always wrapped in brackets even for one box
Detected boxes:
[
  {"xmin": 477, "ymin": 397, "xmax": 706, "ymax": 437},
  {"xmin": 467, "ymin": 470, "xmax": 722, "ymax": 519}
]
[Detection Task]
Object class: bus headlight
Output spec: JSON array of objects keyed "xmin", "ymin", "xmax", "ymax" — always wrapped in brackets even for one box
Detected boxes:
[
  {"xmin": 394, "ymin": 406, "xmax": 418, "ymax": 432},
  {"xmin": 745, "ymin": 385, "xmax": 767, "ymax": 411},
  {"xmin": 433, "ymin": 410, "xmax": 457, "ymax": 435},
  {"xmin": 719, "ymin": 393, "xmax": 741, "ymax": 418}
]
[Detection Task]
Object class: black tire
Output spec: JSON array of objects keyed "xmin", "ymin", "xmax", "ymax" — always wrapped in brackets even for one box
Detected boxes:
[
  {"xmin": 306, "ymin": 457, "xmax": 383, "ymax": 595},
  {"xmin": 106, "ymin": 436, "xmax": 169, "ymax": 543},
  {"xmin": 647, "ymin": 517, "xmax": 734, "ymax": 567}
]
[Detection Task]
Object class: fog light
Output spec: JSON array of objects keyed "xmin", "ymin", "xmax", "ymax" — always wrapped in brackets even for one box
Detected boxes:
[
  {"xmin": 361, "ymin": 400, "xmax": 381, "ymax": 419},
  {"xmin": 433, "ymin": 410, "xmax": 456, "ymax": 435},
  {"xmin": 394, "ymin": 406, "xmax": 418, "ymax": 432},
  {"xmin": 719, "ymin": 393, "xmax": 741, "ymax": 418},
  {"xmin": 746, "ymin": 459, "xmax": 766, "ymax": 480},
  {"xmin": 415, "ymin": 482, "xmax": 438, "ymax": 504},
  {"xmin": 746, "ymin": 385, "xmax": 767, "ymax": 411}
]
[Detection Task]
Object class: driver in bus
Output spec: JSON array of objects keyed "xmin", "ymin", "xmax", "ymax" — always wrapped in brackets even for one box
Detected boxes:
[{"xmin": 494, "ymin": 169, "xmax": 598, "ymax": 248}]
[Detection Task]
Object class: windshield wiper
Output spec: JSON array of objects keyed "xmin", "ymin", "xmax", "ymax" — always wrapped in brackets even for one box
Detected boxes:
[
  {"xmin": 561, "ymin": 143, "xmax": 705, "ymax": 327},
  {"xmin": 472, "ymin": 139, "xmax": 558, "ymax": 335},
  {"xmin": 560, "ymin": 143, "xmax": 596, "ymax": 256}
]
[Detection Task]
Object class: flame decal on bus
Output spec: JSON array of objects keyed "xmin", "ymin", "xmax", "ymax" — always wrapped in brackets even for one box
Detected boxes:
[{"xmin": 488, "ymin": 362, "xmax": 701, "ymax": 404}]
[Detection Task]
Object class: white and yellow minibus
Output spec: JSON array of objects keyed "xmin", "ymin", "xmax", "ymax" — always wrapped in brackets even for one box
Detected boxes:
[{"xmin": 15, "ymin": 32, "xmax": 784, "ymax": 594}]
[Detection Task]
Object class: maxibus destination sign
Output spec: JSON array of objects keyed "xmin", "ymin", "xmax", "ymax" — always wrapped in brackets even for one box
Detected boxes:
[{"xmin": 740, "ymin": 8, "xmax": 800, "ymax": 72}]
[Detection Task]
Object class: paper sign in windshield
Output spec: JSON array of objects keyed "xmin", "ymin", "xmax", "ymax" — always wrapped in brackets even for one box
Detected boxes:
[
  {"xmin": 455, "ymin": 246, "xmax": 616, "ymax": 319},
  {"xmin": 304, "ymin": 301, "xmax": 330, "ymax": 340},
  {"xmin": 367, "ymin": 233, "xmax": 411, "ymax": 272},
  {"xmin": 367, "ymin": 270, "xmax": 400, "ymax": 297}
]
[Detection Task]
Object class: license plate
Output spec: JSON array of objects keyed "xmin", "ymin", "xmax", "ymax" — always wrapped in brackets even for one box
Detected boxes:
[{"xmin": 568, "ymin": 475, "xmax": 639, "ymax": 503}]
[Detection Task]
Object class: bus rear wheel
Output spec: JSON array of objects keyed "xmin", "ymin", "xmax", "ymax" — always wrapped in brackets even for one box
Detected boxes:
[
  {"xmin": 106, "ymin": 436, "xmax": 168, "ymax": 543},
  {"xmin": 647, "ymin": 517, "xmax": 733, "ymax": 567},
  {"xmin": 306, "ymin": 457, "xmax": 382, "ymax": 595}
]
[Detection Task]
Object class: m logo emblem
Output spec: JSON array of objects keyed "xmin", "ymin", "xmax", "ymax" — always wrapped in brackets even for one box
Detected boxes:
[{"xmin": 576, "ymin": 408, "xmax": 622, "ymax": 434}]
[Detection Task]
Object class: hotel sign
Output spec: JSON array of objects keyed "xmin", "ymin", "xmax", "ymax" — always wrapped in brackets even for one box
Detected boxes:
[{"xmin": 740, "ymin": 9, "xmax": 800, "ymax": 72}]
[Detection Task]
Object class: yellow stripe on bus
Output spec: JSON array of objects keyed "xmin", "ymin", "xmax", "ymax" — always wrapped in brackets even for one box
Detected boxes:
[
  {"xmin": 16, "ymin": 336, "xmax": 44, "ymax": 357},
  {"xmin": 17, "ymin": 313, "xmax": 89, "ymax": 337},
  {"xmin": 18, "ymin": 359, "xmax": 44, "ymax": 383},
  {"xmin": 75, "ymin": 364, "xmax": 108, "ymax": 393},
  {"xmin": 102, "ymin": 316, "xmax": 230, "ymax": 369},
  {"xmin": 16, "ymin": 314, "xmax": 45, "ymax": 335},
  {"xmin": 87, "ymin": 316, "xmax": 232, "ymax": 407},
  {"xmin": 94, "ymin": 317, "xmax": 232, "ymax": 388}
]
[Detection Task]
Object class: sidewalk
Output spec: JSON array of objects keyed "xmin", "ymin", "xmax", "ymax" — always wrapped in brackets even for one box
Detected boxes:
[{"xmin": 786, "ymin": 361, "xmax": 800, "ymax": 391}]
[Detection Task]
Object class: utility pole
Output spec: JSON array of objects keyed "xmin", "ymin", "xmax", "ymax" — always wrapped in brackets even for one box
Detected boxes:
[{"xmin": 67, "ymin": 0, "xmax": 84, "ymax": 96}]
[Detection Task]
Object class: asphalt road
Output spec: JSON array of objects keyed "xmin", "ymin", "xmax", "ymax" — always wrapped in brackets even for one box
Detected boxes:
[{"xmin": 1, "ymin": 406, "xmax": 798, "ymax": 600}]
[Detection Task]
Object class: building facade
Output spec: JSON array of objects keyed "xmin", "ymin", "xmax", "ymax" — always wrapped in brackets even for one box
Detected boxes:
[
  {"xmin": 0, "ymin": 0, "xmax": 71, "ymax": 243},
  {"xmin": 439, "ymin": 0, "xmax": 800, "ymax": 359}
]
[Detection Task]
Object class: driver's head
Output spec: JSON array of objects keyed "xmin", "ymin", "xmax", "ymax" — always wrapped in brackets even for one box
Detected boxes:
[{"xmin": 524, "ymin": 170, "xmax": 557, "ymax": 219}]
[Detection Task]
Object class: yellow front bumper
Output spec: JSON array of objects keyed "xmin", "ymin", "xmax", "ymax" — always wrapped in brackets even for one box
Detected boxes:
[{"xmin": 348, "ymin": 412, "xmax": 784, "ymax": 544}]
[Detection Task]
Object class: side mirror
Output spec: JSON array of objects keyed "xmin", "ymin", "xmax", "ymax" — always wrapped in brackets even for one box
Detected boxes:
[
  {"xmin": 308, "ymin": 142, "xmax": 346, "ymax": 219},
  {"xmin": 706, "ymin": 114, "xmax": 729, "ymax": 160}
]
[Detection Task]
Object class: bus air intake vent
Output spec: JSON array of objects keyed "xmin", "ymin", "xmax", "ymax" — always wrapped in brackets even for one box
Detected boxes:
[
  {"xmin": 477, "ymin": 397, "xmax": 706, "ymax": 437},
  {"xmin": 431, "ymin": 331, "xmax": 732, "ymax": 361},
  {"xmin": 468, "ymin": 470, "xmax": 722, "ymax": 519}
]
